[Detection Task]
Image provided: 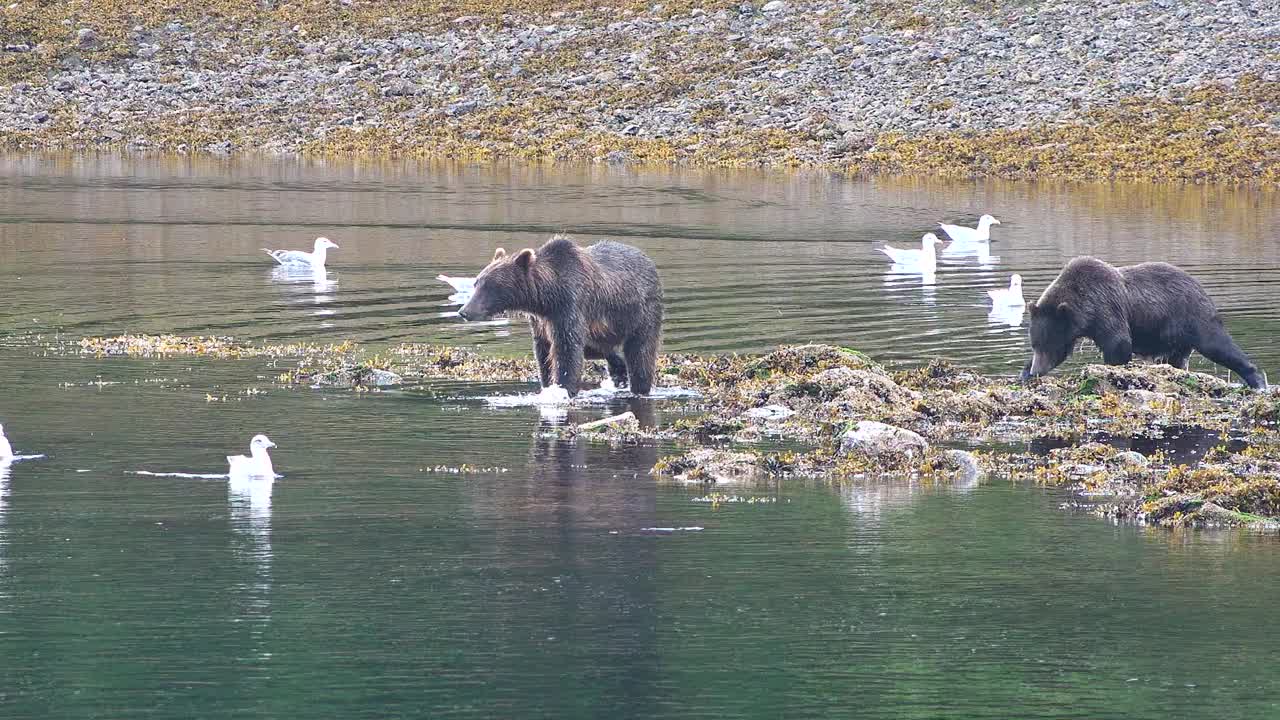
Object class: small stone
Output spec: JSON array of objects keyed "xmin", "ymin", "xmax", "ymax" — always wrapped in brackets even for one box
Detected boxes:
[
  {"xmin": 600, "ymin": 150, "xmax": 632, "ymax": 165},
  {"xmin": 367, "ymin": 369, "xmax": 402, "ymax": 387},
  {"xmin": 1111, "ymin": 451, "xmax": 1149, "ymax": 468},
  {"xmin": 446, "ymin": 100, "xmax": 478, "ymax": 116},
  {"xmin": 382, "ymin": 80, "xmax": 419, "ymax": 96},
  {"xmin": 137, "ymin": 44, "xmax": 159, "ymax": 59},
  {"xmin": 859, "ymin": 34, "xmax": 884, "ymax": 46},
  {"xmin": 762, "ymin": 0, "xmax": 787, "ymax": 12},
  {"xmin": 75, "ymin": 28, "xmax": 98, "ymax": 49},
  {"xmin": 4, "ymin": 43, "xmax": 32, "ymax": 53},
  {"xmin": 32, "ymin": 110, "xmax": 50, "ymax": 123},
  {"xmin": 941, "ymin": 449, "xmax": 982, "ymax": 480},
  {"xmin": 53, "ymin": 78, "xmax": 74, "ymax": 92},
  {"xmin": 1024, "ymin": 34, "xmax": 1044, "ymax": 47},
  {"xmin": 744, "ymin": 404, "xmax": 795, "ymax": 421}
]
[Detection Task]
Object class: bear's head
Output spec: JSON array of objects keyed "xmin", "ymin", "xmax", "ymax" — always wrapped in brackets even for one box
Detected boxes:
[
  {"xmin": 1023, "ymin": 301, "xmax": 1080, "ymax": 380},
  {"xmin": 458, "ymin": 247, "xmax": 538, "ymax": 321}
]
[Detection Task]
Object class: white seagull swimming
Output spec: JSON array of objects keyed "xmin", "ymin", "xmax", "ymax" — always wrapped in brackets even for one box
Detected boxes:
[
  {"xmin": 879, "ymin": 233, "xmax": 943, "ymax": 272},
  {"xmin": 0, "ymin": 423, "xmax": 12, "ymax": 462},
  {"xmin": 227, "ymin": 434, "xmax": 277, "ymax": 478},
  {"xmin": 986, "ymin": 273, "xmax": 1025, "ymax": 307},
  {"xmin": 939, "ymin": 214, "xmax": 1001, "ymax": 245},
  {"xmin": 263, "ymin": 237, "xmax": 339, "ymax": 269},
  {"xmin": 436, "ymin": 274, "xmax": 475, "ymax": 294}
]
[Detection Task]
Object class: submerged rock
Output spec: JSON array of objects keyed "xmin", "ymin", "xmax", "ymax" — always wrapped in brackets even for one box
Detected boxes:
[{"xmin": 654, "ymin": 447, "xmax": 763, "ymax": 484}]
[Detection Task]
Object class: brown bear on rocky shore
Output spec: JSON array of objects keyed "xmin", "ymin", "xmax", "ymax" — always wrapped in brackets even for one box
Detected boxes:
[
  {"xmin": 1022, "ymin": 256, "xmax": 1266, "ymax": 389},
  {"xmin": 458, "ymin": 235, "xmax": 664, "ymax": 397}
]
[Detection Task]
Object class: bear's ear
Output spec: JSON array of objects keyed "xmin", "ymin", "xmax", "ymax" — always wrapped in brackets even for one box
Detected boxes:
[
  {"xmin": 1029, "ymin": 302, "xmax": 1040, "ymax": 316},
  {"xmin": 1057, "ymin": 302, "xmax": 1072, "ymax": 317},
  {"xmin": 514, "ymin": 248, "xmax": 536, "ymax": 270},
  {"xmin": 492, "ymin": 248, "xmax": 507, "ymax": 262}
]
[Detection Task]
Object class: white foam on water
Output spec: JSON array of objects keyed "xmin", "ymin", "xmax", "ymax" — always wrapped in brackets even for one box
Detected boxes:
[
  {"xmin": 641, "ymin": 526, "xmax": 705, "ymax": 533},
  {"xmin": 484, "ymin": 384, "xmax": 572, "ymax": 408},
  {"xmin": 484, "ymin": 380, "xmax": 700, "ymax": 410},
  {"xmin": 3, "ymin": 454, "xmax": 44, "ymax": 463}
]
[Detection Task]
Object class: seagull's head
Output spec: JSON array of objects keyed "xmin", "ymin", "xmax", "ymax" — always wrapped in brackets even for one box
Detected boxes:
[
  {"xmin": 979, "ymin": 214, "xmax": 1001, "ymax": 227},
  {"xmin": 0, "ymin": 423, "xmax": 5, "ymax": 436},
  {"xmin": 250, "ymin": 434, "xmax": 276, "ymax": 452},
  {"xmin": 922, "ymin": 233, "xmax": 943, "ymax": 248},
  {"xmin": 1010, "ymin": 274, "xmax": 1023, "ymax": 291},
  {"xmin": 314, "ymin": 237, "xmax": 340, "ymax": 251}
]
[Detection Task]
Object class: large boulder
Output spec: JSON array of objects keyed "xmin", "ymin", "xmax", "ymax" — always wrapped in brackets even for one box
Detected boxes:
[{"xmin": 839, "ymin": 421, "xmax": 928, "ymax": 460}]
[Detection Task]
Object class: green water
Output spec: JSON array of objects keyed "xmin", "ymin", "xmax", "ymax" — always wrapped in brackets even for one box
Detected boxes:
[{"xmin": 2, "ymin": 157, "xmax": 1279, "ymax": 718}]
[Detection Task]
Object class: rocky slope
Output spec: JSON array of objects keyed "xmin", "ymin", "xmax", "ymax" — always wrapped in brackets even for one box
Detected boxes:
[{"xmin": 2, "ymin": 0, "xmax": 1278, "ymax": 181}]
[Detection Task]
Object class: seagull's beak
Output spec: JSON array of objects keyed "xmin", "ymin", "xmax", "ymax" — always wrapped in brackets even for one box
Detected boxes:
[
  {"xmin": 992, "ymin": 219, "xmax": 1002, "ymax": 225},
  {"xmin": 266, "ymin": 440, "xmax": 277, "ymax": 448}
]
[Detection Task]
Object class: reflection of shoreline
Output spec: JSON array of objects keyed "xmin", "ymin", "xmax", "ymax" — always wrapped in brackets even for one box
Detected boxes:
[{"xmin": 229, "ymin": 475, "xmax": 273, "ymax": 663}]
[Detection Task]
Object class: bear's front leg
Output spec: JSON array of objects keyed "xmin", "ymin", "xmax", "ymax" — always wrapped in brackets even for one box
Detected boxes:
[
  {"xmin": 551, "ymin": 320, "xmax": 586, "ymax": 396},
  {"xmin": 530, "ymin": 319, "xmax": 553, "ymax": 388}
]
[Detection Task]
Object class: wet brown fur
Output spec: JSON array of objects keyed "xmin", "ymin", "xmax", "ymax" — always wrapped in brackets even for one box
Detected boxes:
[
  {"xmin": 459, "ymin": 235, "xmax": 664, "ymax": 396},
  {"xmin": 1024, "ymin": 256, "xmax": 1265, "ymax": 389}
]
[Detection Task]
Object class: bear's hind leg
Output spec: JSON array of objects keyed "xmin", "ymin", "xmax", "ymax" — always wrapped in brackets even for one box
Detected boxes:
[
  {"xmin": 623, "ymin": 333, "xmax": 659, "ymax": 396},
  {"xmin": 1196, "ymin": 326, "xmax": 1266, "ymax": 389},
  {"xmin": 1165, "ymin": 348, "xmax": 1192, "ymax": 370},
  {"xmin": 1098, "ymin": 334, "xmax": 1133, "ymax": 366},
  {"xmin": 605, "ymin": 352, "xmax": 629, "ymax": 388}
]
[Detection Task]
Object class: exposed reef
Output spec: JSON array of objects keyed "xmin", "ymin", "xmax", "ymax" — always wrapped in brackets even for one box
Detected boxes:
[{"xmin": 71, "ymin": 334, "xmax": 1280, "ymax": 528}]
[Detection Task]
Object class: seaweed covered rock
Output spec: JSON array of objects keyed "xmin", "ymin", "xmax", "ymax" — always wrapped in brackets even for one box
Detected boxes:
[
  {"xmin": 744, "ymin": 344, "xmax": 879, "ymax": 379},
  {"xmin": 653, "ymin": 448, "xmax": 763, "ymax": 484},
  {"xmin": 1077, "ymin": 363, "xmax": 1236, "ymax": 398},
  {"xmin": 389, "ymin": 344, "xmax": 538, "ymax": 383},
  {"xmin": 291, "ymin": 359, "xmax": 403, "ymax": 388},
  {"xmin": 817, "ymin": 370, "xmax": 920, "ymax": 411},
  {"xmin": 894, "ymin": 359, "xmax": 991, "ymax": 392}
]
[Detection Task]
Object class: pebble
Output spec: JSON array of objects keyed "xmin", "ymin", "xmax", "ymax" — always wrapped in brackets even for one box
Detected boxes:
[{"xmin": 75, "ymin": 28, "xmax": 98, "ymax": 50}]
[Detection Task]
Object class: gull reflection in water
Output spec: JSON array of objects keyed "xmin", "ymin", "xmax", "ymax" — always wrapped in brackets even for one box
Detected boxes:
[
  {"xmin": 271, "ymin": 265, "xmax": 338, "ymax": 315},
  {"xmin": 883, "ymin": 266, "xmax": 938, "ymax": 307},
  {"xmin": 228, "ymin": 473, "xmax": 273, "ymax": 663},
  {"xmin": 987, "ymin": 304, "xmax": 1025, "ymax": 328}
]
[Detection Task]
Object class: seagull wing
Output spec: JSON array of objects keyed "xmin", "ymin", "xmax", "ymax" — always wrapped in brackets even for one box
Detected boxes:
[
  {"xmin": 938, "ymin": 222, "xmax": 977, "ymax": 244},
  {"xmin": 436, "ymin": 274, "xmax": 475, "ymax": 292},
  {"xmin": 264, "ymin": 249, "xmax": 315, "ymax": 265},
  {"xmin": 877, "ymin": 246, "xmax": 904, "ymax": 263}
]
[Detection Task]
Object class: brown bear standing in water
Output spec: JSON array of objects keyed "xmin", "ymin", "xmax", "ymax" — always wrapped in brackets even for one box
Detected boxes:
[
  {"xmin": 458, "ymin": 235, "xmax": 664, "ymax": 397},
  {"xmin": 1022, "ymin": 256, "xmax": 1267, "ymax": 389}
]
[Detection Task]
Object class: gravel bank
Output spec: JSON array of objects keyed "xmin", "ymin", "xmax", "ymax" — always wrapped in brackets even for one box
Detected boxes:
[{"xmin": 2, "ymin": 0, "xmax": 1278, "ymax": 182}]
